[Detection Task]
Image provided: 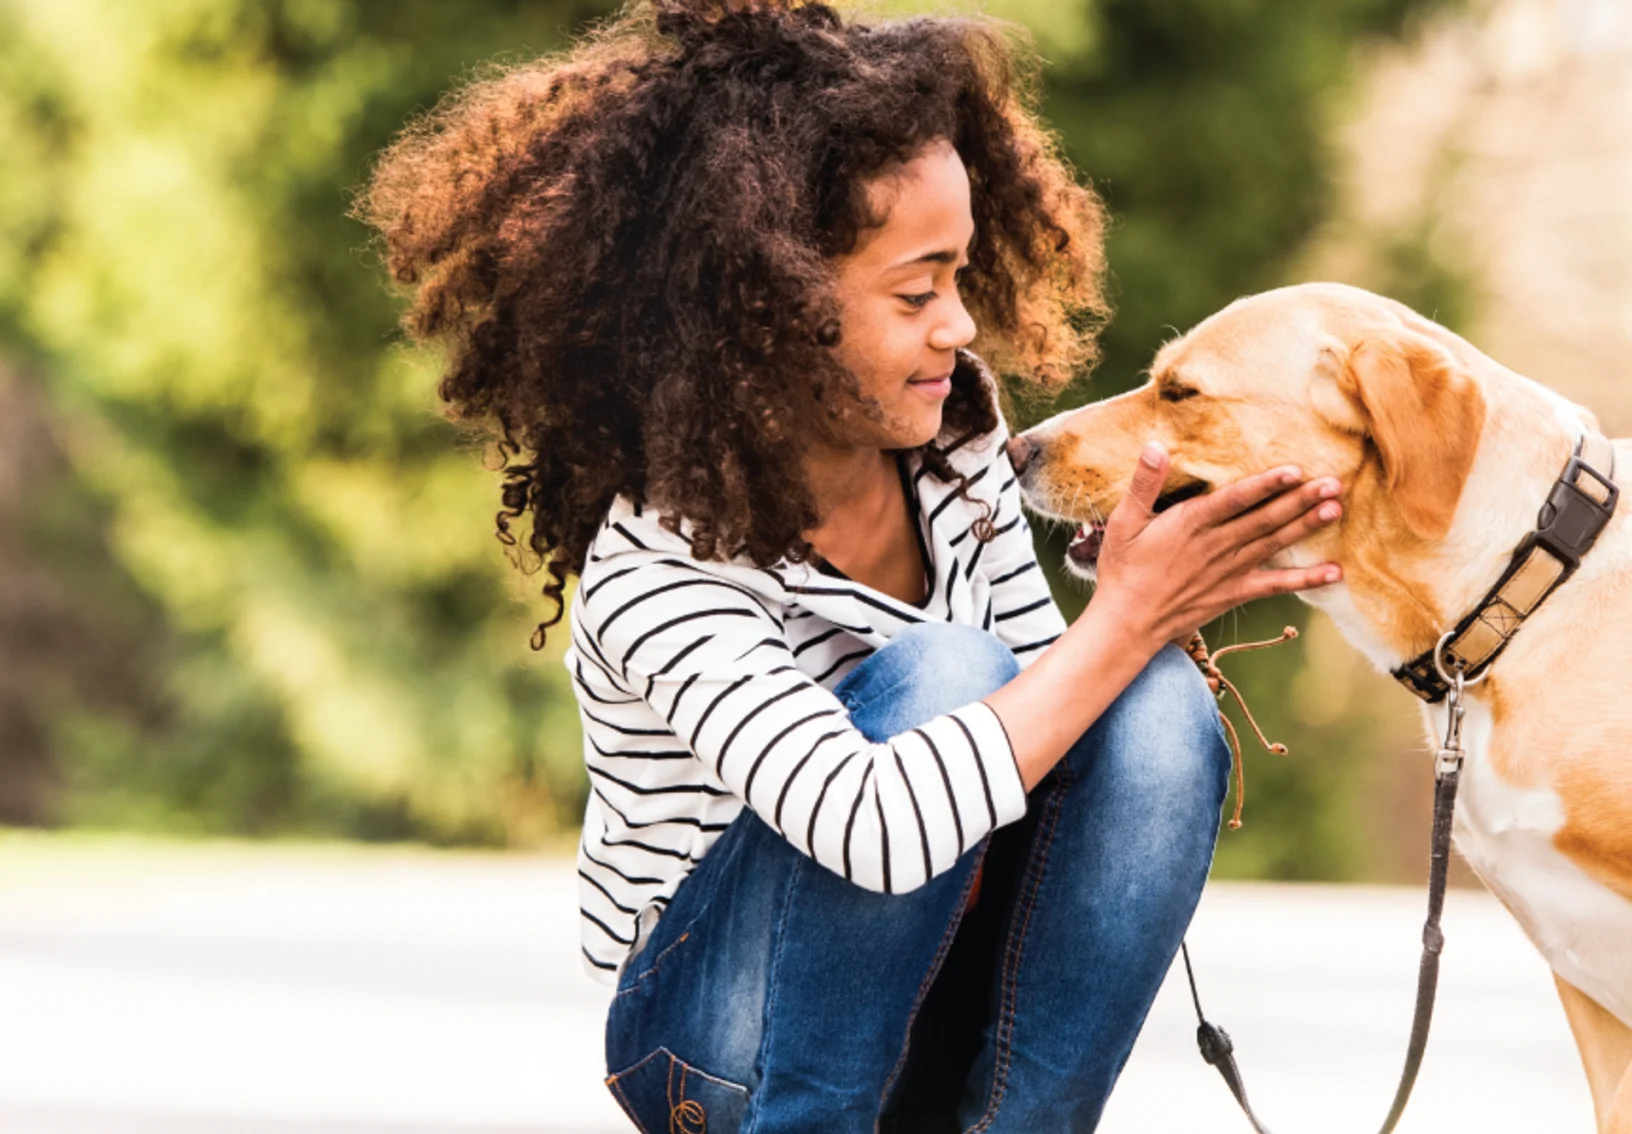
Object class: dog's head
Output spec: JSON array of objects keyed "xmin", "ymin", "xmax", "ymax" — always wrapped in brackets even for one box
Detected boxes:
[{"xmin": 1014, "ymin": 283, "xmax": 1490, "ymax": 597}]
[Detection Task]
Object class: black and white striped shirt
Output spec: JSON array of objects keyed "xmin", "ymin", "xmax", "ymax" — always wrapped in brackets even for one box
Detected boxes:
[{"xmin": 567, "ymin": 421, "xmax": 1067, "ymax": 983}]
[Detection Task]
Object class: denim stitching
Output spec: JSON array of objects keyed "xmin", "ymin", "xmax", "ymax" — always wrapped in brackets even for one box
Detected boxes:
[
  {"xmin": 607, "ymin": 1047, "xmax": 748, "ymax": 1134},
  {"xmin": 873, "ymin": 842, "xmax": 990, "ymax": 1132},
  {"xmin": 613, "ymin": 929, "xmax": 693, "ymax": 1000},
  {"xmin": 966, "ymin": 760, "xmax": 1072, "ymax": 1132},
  {"xmin": 616, "ymin": 818, "xmax": 753, "ymax": 1000},
  {"xmin": 739, "ymin": 851, "xmax": 804, "ymax": 1134},
  {"xmin": 670, "ymin": 1058, "xmax": 710, "ymax": 1133},
  {"xmin": 607, "ymin": 1066, "xmax": 655, "ymax": 1134},
  {"xmin": 837, "ymin": 669, "xmax": 922, "ymax": 721}
]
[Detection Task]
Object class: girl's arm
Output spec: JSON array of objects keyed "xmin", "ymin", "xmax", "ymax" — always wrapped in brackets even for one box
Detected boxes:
[{"xmin": 580, "ymin": 564, "xmax": 1027, "ymax": 896}]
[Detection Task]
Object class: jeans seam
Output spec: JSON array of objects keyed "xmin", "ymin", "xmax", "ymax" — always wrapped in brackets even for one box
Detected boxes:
[
  {"xmin": 606, "ymin": 1071, "xmax": 655, "ymax": 1134},
  {"xmin": 614, "ymin": 814, "xmax": 751, "ymax": 1001},
  {"xmin": 739, "ymin": 852, "xmax": 803, "ymax": 1134},
  {"xmin": 613, "ymin": 925, "xmax": 694, "ymax": 1000},
  {"xmin": 873, "ymin": 841, "xmax": 990, "ymax": 1133},
  {"xmin": 965, "ymin": 761, "xmax": 1072, "ymax": 1133},
  {"xmin": 837, "ymin": 669, "xmax": 921, "ymax": 722}
]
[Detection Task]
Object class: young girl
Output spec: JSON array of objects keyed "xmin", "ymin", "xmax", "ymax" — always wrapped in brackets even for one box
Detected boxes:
[{"xmin": 359, "ymin": 1, "xmax": 1342, "ymax": 1128}]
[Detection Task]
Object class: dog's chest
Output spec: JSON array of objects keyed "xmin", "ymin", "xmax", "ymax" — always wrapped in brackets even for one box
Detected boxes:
[{"xmin": 1449, "ymin": 702, "xmax": 1632, "ymax": 1027}]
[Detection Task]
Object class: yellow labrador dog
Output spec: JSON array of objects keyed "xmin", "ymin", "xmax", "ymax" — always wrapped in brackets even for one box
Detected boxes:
[{"xmin": 1010, "ymin": 282, "xmax": 1632, "ymax": 1132}]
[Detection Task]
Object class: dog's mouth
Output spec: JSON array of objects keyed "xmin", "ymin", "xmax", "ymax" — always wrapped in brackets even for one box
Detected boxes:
[
  {"xmin": 1065, "ymin": 480, "xmax": 1211, "ymax": 570},
  {"xmin": 1065, "ymin": 522, "xmax": 1107, "ymax": 568},
  {"xmin": 1154, "ymin": 480, "xmax": 1211, "ymax": 514}
]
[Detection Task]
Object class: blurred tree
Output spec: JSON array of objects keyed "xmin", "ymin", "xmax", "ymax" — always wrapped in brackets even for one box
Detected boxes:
[
  {"xmin": 0, "ymin": 0, "xmax": 1456, "ymax": 866},
  {"xmin": 1035, "ymin": 0, "xmax": 1457, "ymax": 401},
  {"xmin": 0, "ymin": 0, "xmax": 619, "ymax": 843}
]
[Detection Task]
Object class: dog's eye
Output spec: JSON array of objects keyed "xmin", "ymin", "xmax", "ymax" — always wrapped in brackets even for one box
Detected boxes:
[{"xmin": 1159, "ymin": 385, "xmax": 1200, "ymax": 403}]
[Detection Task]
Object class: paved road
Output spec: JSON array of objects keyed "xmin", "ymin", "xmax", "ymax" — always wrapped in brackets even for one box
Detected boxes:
[{"xmin": 0, "ymin": 839, "xmax": 1595, "ymax": 1132}]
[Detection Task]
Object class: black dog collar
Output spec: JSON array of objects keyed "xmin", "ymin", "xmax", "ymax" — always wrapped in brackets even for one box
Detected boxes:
[{"xmin": 1393, "ymin": 431, "xmax": 1619, "ymax": 703}]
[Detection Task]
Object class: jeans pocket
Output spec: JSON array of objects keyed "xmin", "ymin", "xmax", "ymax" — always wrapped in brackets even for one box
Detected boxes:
[
  {"xmin": 617, "ymin": 816, "xmax": 757, "ymax": 997},
  {"xmin": 616, "ymin": 901, "xmax": 704, "ymax": 998},
  {"xmin": 605, "ymin": 1046, "xmax": 750, "ymax": 1134}
]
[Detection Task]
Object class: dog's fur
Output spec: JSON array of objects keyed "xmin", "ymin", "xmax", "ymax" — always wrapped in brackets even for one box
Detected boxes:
[{"xmin": 1014, "ymin": 282, "xmax": 1632, "ymax": 1132}]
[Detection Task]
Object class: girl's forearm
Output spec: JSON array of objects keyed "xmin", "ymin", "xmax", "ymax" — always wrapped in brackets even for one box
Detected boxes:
[{"xmin": 983, "ymin": 598, "xmax": 1164, "ymax": 791}]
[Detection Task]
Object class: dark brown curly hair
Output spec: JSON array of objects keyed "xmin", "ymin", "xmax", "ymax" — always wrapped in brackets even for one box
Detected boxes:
[{"xmin": 356, "ymin": 0, "xmax": 1109, "ymax": 647}]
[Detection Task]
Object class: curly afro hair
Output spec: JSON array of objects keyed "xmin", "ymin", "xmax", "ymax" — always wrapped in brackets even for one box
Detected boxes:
[{"xmin": 356, "ymin": 0, "xmax": 1109, "ymax": 648}]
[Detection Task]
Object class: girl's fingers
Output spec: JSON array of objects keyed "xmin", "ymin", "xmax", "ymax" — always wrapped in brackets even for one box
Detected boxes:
[
  {"xmin": 1217, "ymin": 477, "xmax": 1340, "ymax": 544},
  {"xmin": 1235, "ymin": 562, "xmax": 1343, "ymax": 604},
  {"xmin": 1232, "ymin": 496, "xmax": 1342, "ymax": 566},
  {"xmin": 1110, "ymin": 441, "xmax": 1170, "ymax": 536},
  {"xmin": 1188, "ymin": 465, "xmax": 1304, "ymax": 529}
]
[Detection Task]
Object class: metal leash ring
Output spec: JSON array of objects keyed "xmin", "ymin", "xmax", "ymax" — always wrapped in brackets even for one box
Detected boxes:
[{"xmin": 1431, "ymin": 630, "xmax": 1491, "ymax": 690}]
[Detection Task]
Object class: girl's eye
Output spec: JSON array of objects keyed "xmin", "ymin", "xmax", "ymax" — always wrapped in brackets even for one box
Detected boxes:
[{"xmin": 900, "ymin": 291, "xmax": 936, "ymax": 310}]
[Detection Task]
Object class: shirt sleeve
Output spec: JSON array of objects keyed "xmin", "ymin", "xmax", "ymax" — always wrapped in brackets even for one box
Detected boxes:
[{"xmin": 581, "ymin": 561, "xmax": 1030, "ymax": 894}]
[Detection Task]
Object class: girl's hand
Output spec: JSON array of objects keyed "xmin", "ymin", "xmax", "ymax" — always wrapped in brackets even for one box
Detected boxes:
[{"xmin": 1093, "ymin": 441, "xmax": 1343, "ymax": 652}]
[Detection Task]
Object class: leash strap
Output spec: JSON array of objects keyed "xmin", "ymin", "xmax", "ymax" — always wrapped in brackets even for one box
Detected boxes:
[
  {"xmin": 1183, "ymin": 434, "xmax": 1619, "ymax": 1125},
  {"xmin": 1183, "ymin": 750, "xmax": 1463, "ymax": 1134}
]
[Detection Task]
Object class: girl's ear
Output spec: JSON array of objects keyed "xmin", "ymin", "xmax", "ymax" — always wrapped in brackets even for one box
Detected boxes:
[{"xmin": 1329, "ymin": 330, "xmax": 1486, "ymax": 541}]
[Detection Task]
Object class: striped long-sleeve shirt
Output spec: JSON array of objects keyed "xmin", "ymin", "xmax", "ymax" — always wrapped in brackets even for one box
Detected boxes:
[{"xmin": 567, "ymin": 417, "xmax": 1067, "ymax": 983}]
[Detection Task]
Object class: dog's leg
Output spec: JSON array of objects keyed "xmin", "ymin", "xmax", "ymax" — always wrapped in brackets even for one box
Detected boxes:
[
  {"xmin": 1610, "ymin": 1064, "xmax": 1632, "ymax": 1134},
  {"xmin": 1555, "ymin": 973, "xmax": 1632, "ymax": 1132}
]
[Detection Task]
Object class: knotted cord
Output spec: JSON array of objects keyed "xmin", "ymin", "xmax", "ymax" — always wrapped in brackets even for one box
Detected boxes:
[{"xmin": 1183, "ymin": 626, "xmax": 1298, "ymax": 829}]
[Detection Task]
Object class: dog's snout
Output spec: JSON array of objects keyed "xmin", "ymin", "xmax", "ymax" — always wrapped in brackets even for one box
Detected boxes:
[{"xmin": 1005, "ymin": 435, "xmax": 1035, "ymax": 478}]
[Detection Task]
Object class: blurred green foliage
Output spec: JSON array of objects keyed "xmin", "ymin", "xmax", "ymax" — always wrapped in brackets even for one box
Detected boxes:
[
  {"xmin": 0, "ymin": 0, "xmax": 614, "ymax": 843},
  {"xmin": 1, "ymin": 0, "xmax": 1456, "ymax": 871}
]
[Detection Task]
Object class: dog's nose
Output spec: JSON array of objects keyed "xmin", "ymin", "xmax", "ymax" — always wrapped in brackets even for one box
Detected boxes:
[{"xmin": 1005, "ymin": 435, "xmax": 1035, "ymax": 477}]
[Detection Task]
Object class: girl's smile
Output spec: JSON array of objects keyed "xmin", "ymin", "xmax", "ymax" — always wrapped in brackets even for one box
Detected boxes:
[
  {"xmin": 907, "ymin": 371, "xmax": 955, "ymax": 400},
  {"xmin": 827, "ymin": 139, "xmax": 978, "ymax": 452}
]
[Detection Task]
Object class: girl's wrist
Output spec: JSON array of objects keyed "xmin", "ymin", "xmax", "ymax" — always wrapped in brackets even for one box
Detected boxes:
[{"xmin": 1073, "ymin": 590, "xmax": 1165, "ymax": 664}]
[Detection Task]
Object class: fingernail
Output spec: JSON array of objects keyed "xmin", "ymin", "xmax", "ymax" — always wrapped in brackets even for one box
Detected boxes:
[
  {"xmin": 1280, "ymin": 466, "xmax": 1302, "ymax": 485},
  {"xmin": 1140, "ymin": 441, "xmax": 1165, "ymax": 468},
  {"xmin": 1324, "ymin": 567, "xmax": 1342, "ymax": 583},
  {"xmin": 1318, "ymin": 479, "xmax": 1340, "ymax": 498},
  {"xmin": 1318, "ymin": 502, "xmax": 1340, "ymax": 521}
]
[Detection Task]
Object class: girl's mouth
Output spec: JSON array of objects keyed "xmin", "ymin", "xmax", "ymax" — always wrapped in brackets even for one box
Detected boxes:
[{"xmin": 908, "ymin": 373, "xmax": 953, "ymax": 399}]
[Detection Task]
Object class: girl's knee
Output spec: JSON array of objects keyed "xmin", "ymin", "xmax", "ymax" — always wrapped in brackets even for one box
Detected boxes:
[
  {"xmin": 840, "ymin": 624, "xmax": 1018, "ymax": 731},
  {"xmin": 890, "ymin": 622, "xmax": 1019, "ymax": 698},
  {"xmin": 1125, "ymin": 644, "xmax": 1225, "ymax": 737},
  {"xmin": 1085, "ymin": 644, "xmax": 1230, "ymax": 804}
]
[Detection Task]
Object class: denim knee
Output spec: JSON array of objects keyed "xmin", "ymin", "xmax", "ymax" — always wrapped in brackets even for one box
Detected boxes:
[
  {"xmin": 835, "ymin": 623, "xmax": 1020, "ymax": 742},
  {"xmin": 1078, "ymin": 643, "xmax": 1230, "ymax": 807}
]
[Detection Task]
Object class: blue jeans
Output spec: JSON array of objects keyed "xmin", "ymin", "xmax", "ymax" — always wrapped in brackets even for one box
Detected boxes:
[{"xmin": 603, "ymin": 623, "xmax": 1230, "ymax": 1133}]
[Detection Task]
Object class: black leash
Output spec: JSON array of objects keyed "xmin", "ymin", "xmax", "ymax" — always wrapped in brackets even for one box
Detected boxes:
[{"xmin": 1182, "ymin": 664, "xmax": 1472, "ymax": 1134}]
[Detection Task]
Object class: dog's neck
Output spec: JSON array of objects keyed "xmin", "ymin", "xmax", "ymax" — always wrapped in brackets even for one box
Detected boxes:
[{"xmin": 1306, "ymin": 364, "xmax": 1591, "ymax": 676}]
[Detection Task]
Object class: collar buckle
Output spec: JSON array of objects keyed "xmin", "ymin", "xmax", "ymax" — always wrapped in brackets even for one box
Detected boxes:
[{"xmin": 1533, "ymin": 455, "xmax": 1619, "ymax": 568}]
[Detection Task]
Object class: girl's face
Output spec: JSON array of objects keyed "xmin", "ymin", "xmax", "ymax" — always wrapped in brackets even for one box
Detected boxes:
[{"xmin": 829, "ymin": 139, "xmax": 978, "ymax": 450}]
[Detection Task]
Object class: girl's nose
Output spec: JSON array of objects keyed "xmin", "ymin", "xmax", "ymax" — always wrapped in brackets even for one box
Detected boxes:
[{"xmin": 929, "ymin": 297, "xmax": 977, "ymax": 352}]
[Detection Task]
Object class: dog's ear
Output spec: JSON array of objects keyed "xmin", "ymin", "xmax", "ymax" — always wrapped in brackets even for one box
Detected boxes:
[{"xmin": 1338, "ymin": 331, "xmax": 1486, "ymax": 541}]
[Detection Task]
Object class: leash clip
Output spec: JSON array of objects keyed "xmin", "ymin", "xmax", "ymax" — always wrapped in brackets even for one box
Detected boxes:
[{"xmin": 1434, "ymin": 648, "xmax": 1467, "ymax": 779}]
